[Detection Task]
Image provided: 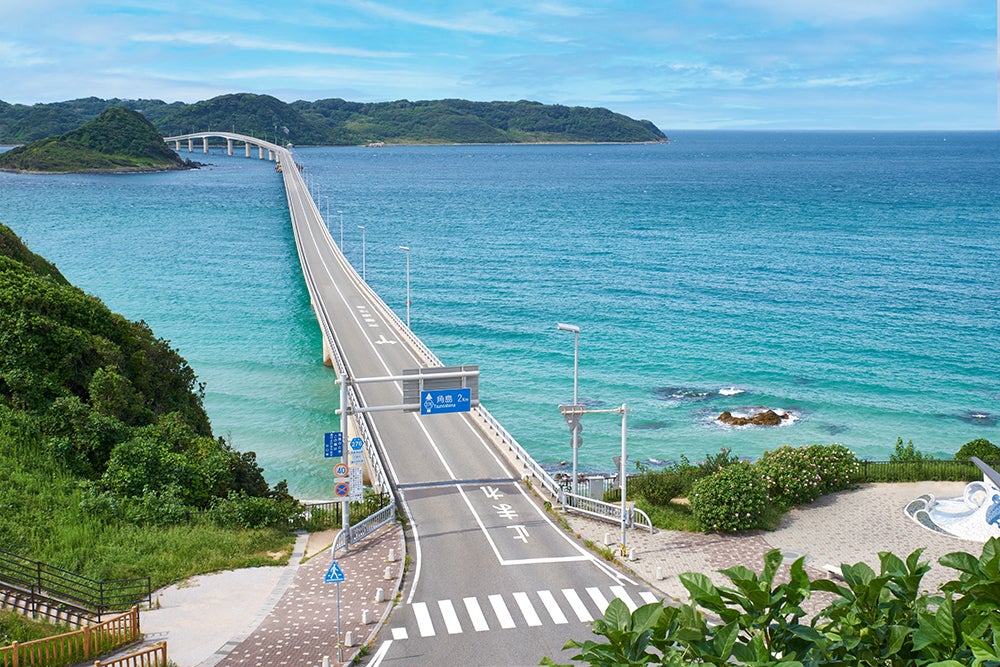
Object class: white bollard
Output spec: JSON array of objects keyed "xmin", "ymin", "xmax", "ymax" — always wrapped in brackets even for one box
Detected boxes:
[
  {"xmin": 384, "ymin": 566, "xmax": 393, "ymax": 580},
  {"xmin": 362, "ymin": 609, "xmax": 372, "ymax": 624},
  {"xmin": 629, "ymin": 548, "xmax": 637, "ymax": 562},
  {"xmin": 323, "ymin": 657, "xmax": 330, "ymax": 667},
  {"xmin": 344, "ymin": 631, "xmax": 354, "ymax": 647},
  {"xmin": 656, "ymin": 567, "xmax": 664, "ymax": 581},
  {"xmin": 375, "ymin": 587, "xmax": 385, "ymax": 602},
  {"xmin": 387, "ymin": 548, "xmax": 397, "ymax": 562},
  {"xmin": 604, "ymin": 532, "xmax": 614, "ymax": 546}
]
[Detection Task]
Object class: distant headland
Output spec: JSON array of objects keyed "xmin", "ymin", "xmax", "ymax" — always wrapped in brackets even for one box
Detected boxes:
[
  {"xmin": 0, "ymin": 93, "xmax": 668, "ymax": 147},
  {"xmin": 0, "ymin": 107, "xmax": 195, "ymax": 173}
]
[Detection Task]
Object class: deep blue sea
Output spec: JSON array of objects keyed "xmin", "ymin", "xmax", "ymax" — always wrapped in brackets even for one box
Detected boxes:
[{"xmin": 2, "ymin": 132, "xmax": 998, "ymax": 499}]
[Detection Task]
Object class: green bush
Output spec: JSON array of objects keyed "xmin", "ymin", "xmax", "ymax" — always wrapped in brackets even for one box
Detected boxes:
[
  {"xmin": 689, "ymin": 463, "xmax": 768, "ymax": 533},
  {"xmin": 954, "ymin": 438, "xmax": 1000, "ymax": 462},
  {"xmin": 757, "ymin": 444, "xmax": 861, "ymax": 507},
  {"xmin": 207, "ymin": 492, "xmax": 297, "ymax": 530},
  {"xmin": 630, "ymin": 469, "xmax": 688, "ymax": 507},
  {"xmin": 890, "ymin": 437, "xmax": 934, "ymax": 462}
]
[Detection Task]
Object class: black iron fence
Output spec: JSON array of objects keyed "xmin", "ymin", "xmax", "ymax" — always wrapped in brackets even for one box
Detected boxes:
[
  {"xmin": 858, "ymin": 459, "xmax": 1000, "ymax": 483},
  {"xmin": 0, "ymin": 550, "xmax": 151, "ymax": 623}
]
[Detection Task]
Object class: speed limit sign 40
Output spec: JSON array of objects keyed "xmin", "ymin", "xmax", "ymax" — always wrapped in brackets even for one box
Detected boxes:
[{"xmin": 334, "ymin": 462, "xmax": 349, "ymax": 478}]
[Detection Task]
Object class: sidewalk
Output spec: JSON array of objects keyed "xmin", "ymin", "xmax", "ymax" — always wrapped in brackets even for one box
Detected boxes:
[
  {"xmin": 563, "ymin": 481, "xmax": 984, "ymax": 605},
  {"xmin": 134, "ymin": 522, "xmax": 404, "ymax": 667}
]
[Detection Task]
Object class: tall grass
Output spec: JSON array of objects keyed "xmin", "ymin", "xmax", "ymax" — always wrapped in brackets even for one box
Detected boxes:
[{"xmin": 0, "ymin": 407, "xmax": 295, "ymax": 588}]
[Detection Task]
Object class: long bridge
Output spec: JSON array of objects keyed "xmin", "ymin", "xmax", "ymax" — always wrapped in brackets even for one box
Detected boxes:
[{"xmin": 163, "ymin": 132, "xmax": 656, "ymax": 665}]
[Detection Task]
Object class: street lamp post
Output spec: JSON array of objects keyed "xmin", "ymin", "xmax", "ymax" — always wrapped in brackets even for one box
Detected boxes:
[
  {"xmin": 399, "ymin": 246, "xmax": 411, "ymax": 328},
  {"xmin": 338, "ymin": 210, "xmax": 344, "ymax": 249},
  {"xmin": 557, "ymin": 323, "xmax": 580, "ymax": 495},
  {"xmin": 618, "ymin": 403, "xmax": 629, "ymax": 558},
  {"xmin": 357, "ymin": 226, "xmax": 366, "ymax": 280}
]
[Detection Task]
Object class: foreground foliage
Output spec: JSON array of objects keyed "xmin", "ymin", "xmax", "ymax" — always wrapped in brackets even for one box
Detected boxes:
[{"xmin": 544, "ymin": 538, "xmax": 1000, "ymax": 666}]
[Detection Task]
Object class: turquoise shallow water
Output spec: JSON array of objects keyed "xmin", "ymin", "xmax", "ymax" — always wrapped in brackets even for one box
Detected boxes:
[{"xmin": 2, "ymin": 132, "xmax": 999, "ymax": 498}]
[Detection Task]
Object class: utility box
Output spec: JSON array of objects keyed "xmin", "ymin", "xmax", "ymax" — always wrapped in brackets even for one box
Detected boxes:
[{"xmin": 588, "ymin": 476, "xmax": 606, "ymax": 500}]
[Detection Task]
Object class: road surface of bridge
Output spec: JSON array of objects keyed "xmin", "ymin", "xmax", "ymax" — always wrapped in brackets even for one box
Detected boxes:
[{"xmin": 163, "ymin": 132, "xmax": 658, "ymax": 666}]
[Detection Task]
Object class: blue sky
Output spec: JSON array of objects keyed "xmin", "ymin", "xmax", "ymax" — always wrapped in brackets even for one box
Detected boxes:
[{"xmin": 1, "ymin": 0, "xmax": 996, "ymax": 129}]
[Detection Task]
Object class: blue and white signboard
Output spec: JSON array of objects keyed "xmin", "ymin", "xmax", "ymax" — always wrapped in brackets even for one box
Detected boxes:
[
  {"xmin": 324, "ymin": 432, "xmax": 343, "ymax": 458},
  {"xmin": 421, "ymin": 388, "xmax": 472, "ymax": 415},
  {"xmin": 324, "ymin": 560, "xmax": 345, "ymax": 584}
]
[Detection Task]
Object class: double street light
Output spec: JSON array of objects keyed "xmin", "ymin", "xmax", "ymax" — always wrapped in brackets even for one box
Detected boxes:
[
  {"xmin": 557, "ymin": 323, "xmax": 581, "ymax": 495},
  {"xmin": 357, "ymin": 226, "xmax": 366, "ymax": 280}
]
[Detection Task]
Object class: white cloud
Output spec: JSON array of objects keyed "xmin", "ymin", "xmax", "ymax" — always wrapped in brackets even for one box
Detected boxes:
[
  {"xmin": 0, "ymin": 40, "xmax": 53, "ymax": 67},
  {"xmin": 130, "ymin": 31, "xmax": 408, "ymax": 58},
  {"xmin": 343, "ymin": 0, "xmax": 531, "ymax": 36}
]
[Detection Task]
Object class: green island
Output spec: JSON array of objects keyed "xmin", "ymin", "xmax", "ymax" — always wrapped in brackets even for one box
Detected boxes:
[
  {"xmin": 0, "ymin": 93, "xmax": 667, "ymax": 147},
  {"xmin": 0, "ymin": 222, "xmax": 310, "ymax": 604},
  {"xmin": 0, "ymin": 107, "xmax": 194, "ymax": 173}
]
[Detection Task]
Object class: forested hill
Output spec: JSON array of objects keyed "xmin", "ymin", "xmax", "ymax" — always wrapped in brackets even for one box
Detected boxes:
[
  {"xmin": 0, "ymin": 107, "xmax": 191, "ymax": 173},
  {"xmin": 0, "ymin": 223, "xmax": 292, "ymax": 558},
  {"xmin": 0, "ymin": 93, "xmax": 668, "ymax": 146}
]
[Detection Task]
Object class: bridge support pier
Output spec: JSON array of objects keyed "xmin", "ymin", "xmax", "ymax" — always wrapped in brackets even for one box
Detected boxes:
[
  {"xmin": 174, "ymin": 140, "xmax": 181, "ymax": 151},
  {"xmin": 245, "ymin": 142, "xmax": 251, "ymax": 158},
  {"xmin": 268, "ymin": 150, "xmax": 275, "ymax": 161},
  {"xmin": 258, "ymin": 146, "xmax": 264, "ymax": 159},
  {"xmin": 202, "ymin": 137, "xmax": 209, "ymax": 154},
  {"xmin": 227, "ymin": 139, "xmax": 233, "ymax": 156},
  {"xmin": 187, "ymin": 138, "xmax": 193, "ymax": 152}
]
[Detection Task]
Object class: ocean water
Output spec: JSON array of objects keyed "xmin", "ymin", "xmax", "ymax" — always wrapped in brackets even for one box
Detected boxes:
[{"xmin": 2, "ymin": 132, "xmax": 998, "ymax": 498}]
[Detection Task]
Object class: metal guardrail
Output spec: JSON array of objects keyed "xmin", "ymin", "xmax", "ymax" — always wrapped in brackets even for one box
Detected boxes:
[
  {"xmin": 0, "ymin": 551, "xmax": 151, "ymax": 623},
  {"xmin": 562, "ymin": 493, "xmax": 654, "ymax": 533},
  {"xmin": 332, "ymin": 502, "xmax": 398, "ymax": 555}
]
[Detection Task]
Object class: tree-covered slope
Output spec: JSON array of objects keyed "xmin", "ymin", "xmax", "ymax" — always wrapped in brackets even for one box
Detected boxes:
[
  {"xmin": 0, "ymin": 94, "xmax": 668, "ymax": 146},
  {"xmin": 0, "ymin": 107, "xmax": 190, "ymax": 172}
]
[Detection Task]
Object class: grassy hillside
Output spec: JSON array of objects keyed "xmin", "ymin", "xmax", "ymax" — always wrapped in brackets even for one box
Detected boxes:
[
  {"xmin": 0, "ymin": 107, "xmax": 191, "ymax": 173},
  {"xmin": 0, "ymin": 224, "xmax": 299, "ymax": 582},
  {"xmin": 0, "ymin": 94, "xmax": 668, "ymax": 146}
]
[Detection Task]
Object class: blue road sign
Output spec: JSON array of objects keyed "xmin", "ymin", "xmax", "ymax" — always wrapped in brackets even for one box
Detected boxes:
[
  {"xmin": 420, "ymin": 388, "xmax": 472, "ymax": 415},
  {"xmin": 349, "ymin": 437, "xmax": 364, "ymax": 451},
  {"xmin": 324, "ymin": 432, "xmax": 343, "ymax": 458},
  {"xmin": 324, "ymin": 561, "xmax": 345, "ymax": 583}
]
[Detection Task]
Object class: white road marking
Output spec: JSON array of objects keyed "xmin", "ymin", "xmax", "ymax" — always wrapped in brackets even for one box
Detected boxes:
[
  {"xmin": 561, "ymin": 588, "xmax": 593, "ymax": 622},
  {"xmin": 611, "ymin": 585, "xmax": 638, "ymax": 612},
  {"xmin": 512, "ymin": 592, "xmax": 542, "ymax": 627},
  {"xmin": 586, "ymin": 587, "xmax": 611, "ymax": 614},
  {"xmin": 488, "ymin": 594, "xmax": 516, "ymax": 629},
  {"xmin": 412, "ymin": 602, "xmax": 435, "ymax": 637},
  {"xmin": 438, "ymin": 599, "xmax": 463, "ymax": 634},
  {"xmin": 639, "ymin": 591, "xmax": 658, "ymax": 605},
  {"xmin": 464, "ymin": 597, "xmax": 490, "ymax": 632},
  {"xmin": 391, "ymin": 627, "xmax": 408, "ymax": 640},
  {"xmin": 537, "ymin": 590, "xmax": 568, "ymax": 624}
]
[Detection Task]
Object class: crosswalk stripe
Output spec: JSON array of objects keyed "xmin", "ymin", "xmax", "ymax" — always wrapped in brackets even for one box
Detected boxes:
[
  {"xmin": 412, "ymin": 601, "xmax": 435, "ymax": 637},
  {"xmin": 561, "ymin": 588, "xmax": 593, "ymax": 622},
  {"xmin": 438, "ymin": 599, "xmax": 463, "ymax": 634},
  {"xmin": 513, "ymin": 592, "xmax": 543, "ymax": 627},
  {"xmin": 463, "ymin": 597, "xmax": 490, "ymax": 632},
  {"xmin": 586, "ymin": 587, "xmax": 611, "ymax": 614},
  {"xmin": 391, "ymin": 627, "xmax": 408, "ymax": 640},
  {"xmin": 639, "ymin": 591, "xmax": 658, "ymax": 605},
  {"xmin": 488, "ymin": 594, "xmax": 516, "ymax": 629},
  {"xmin": 610, "ymin": 585, "xmax": 638, "ymax": 612},
  {"xmin": 537, "ymin": 590, "xmax": 568, "ymax": 624}
]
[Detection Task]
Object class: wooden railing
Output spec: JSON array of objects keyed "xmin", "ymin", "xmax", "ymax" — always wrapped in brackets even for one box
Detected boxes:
[
  {"xmin": 0, "ymin": 606, "xmax": 141, "ymax": 667},
  {"xmin": 94, "ymin": 642, "xmax": 166, "ymax": 667}
]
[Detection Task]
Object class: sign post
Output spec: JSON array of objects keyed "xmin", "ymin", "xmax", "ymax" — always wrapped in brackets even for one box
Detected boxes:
[{"xmin": 324, "ymin": 561, "xmax": 346, "ymax": 660}]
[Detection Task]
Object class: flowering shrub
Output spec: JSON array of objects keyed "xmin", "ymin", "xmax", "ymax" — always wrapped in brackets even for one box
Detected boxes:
[
  {"xmin": 689, "ymin": 462, "xmax": 767, "ymax": 532},
  {"xmin": 757, "ymin": 443, "xmax": 861, "ymax": 507}
]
